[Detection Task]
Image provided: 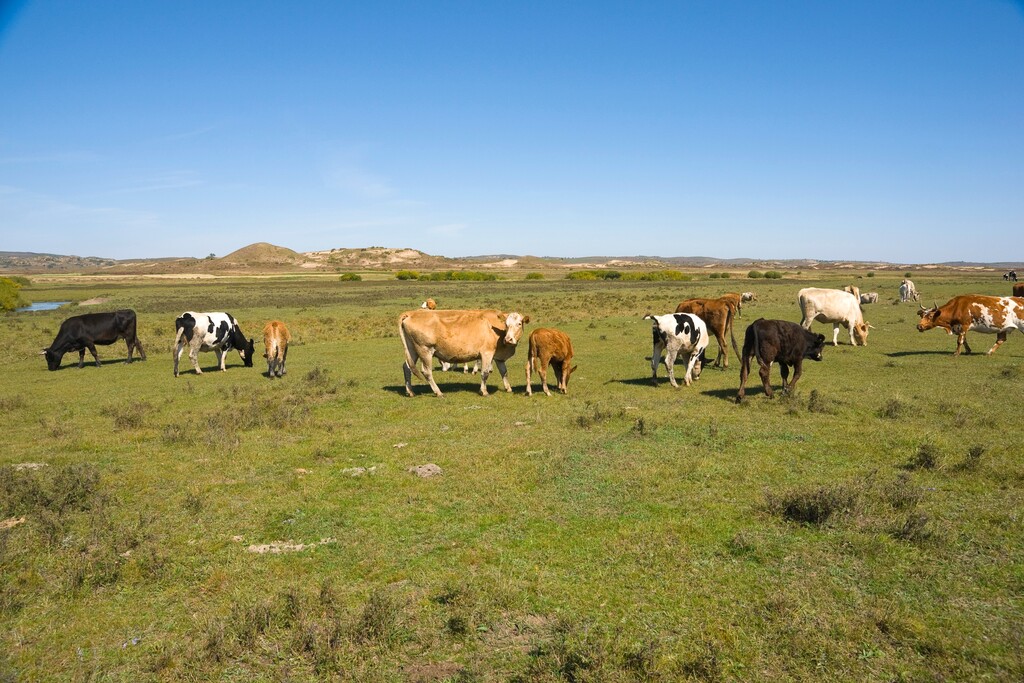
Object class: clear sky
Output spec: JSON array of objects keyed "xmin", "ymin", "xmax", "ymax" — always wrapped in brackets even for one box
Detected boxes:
[{"xmin": 1, "ymin": 1, "xmax": 1022, "ymax": 263}]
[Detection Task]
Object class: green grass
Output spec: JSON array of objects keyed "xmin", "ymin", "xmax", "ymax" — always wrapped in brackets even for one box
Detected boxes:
[{"xmin": 1, "ymin": 272, "xmax": 1023, "ymax": 681}]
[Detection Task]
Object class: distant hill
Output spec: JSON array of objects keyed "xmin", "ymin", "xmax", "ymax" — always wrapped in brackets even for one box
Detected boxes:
[{"xmin": 0, "ymin": 244, "xmax": 1020, "ymax": 275}]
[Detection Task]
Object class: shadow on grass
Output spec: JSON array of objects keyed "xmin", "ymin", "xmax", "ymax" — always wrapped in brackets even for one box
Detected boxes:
[
  {"xmin": 885, "ymin": 350, "xmax": 954, "ymax": 358},
  {"xmin": 382, "ymin": 382, "xmax": 508, "ymax": 396},
  {"xmin": 53, "ymin": 358, "xmax": 147, "ymax": 370}
]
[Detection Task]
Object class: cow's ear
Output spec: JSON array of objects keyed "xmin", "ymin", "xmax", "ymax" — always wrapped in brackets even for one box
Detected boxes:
[
  {"xmin": 816, "ymin": 334, "xmax": 826, "ymax": 343},
  {"xmin": 522, "ymin": 316, "xmax": 530, "ymax": 324}
]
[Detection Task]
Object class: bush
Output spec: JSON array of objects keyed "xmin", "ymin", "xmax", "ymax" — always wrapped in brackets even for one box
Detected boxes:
[
  {"xmin": 747, "ymin": 270, "xmax": 764, "ymax": 279},
  {"xmin": 620, "ymin": 270, "xmax": 692, "ymax": 282},
  {"xmin": 565, "ymin": 271, "xmax": 601, "ymax": 280},
  {"xmin": 525, "ymin": 272, "xmax": 544, "ymax": 280},
  {"xmin": 867, "ymin": 272, "xmax": 875, "ymax": 278},
  {"xmin": 904, "ymin": 271, "xmax": 913, "ymax": 278},
  {"xmin": 338, "ymin": 273, "xmax": 362, "ymax": 282},
  {"xmin": 395, "ymin": 270, "xmax": 419, "ymax": 280},
  {"xmin": 763, "ymin": 271, "xmax": 783, "ymax": 279},
  {"xmin": 767, "ymin": 483, "xmax": 857, "ymax": 525},
  {"xmin": 417, "ymin": 270, "xmax": 497, "ymax": 281},
  {"xmin": 0, "ymin": 277, "xmax": 29, "ymax": 312},
  {"xmin": 720, "ymin": 272, "xmax": 731, "ymax": 279},
  {"xmin": 708, "ymin": 272, "xmax": 721, "ymax": 279}
]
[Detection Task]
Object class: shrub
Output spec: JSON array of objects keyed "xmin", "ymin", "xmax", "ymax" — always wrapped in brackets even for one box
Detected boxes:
[
  {"xmin": 565, "ymin": 270, "xmax": 601, "ymax": 280},
  {"xmin": 720, "ymin": 272, "xmax": 731, "ymax": 279},
  {"xmin": 763, "ymin": 271, "xmax": 783, "ymax": 279},
  {"xmin": 904, "ymin": 444, "xmax": 939, "ymax": 471},
  {"xmin": 419, "ymin": 270, "xmax": 497, "ymax": 281},
  {"xmin": 767, "ymin": 483, "xmax": 857, "ymax": 525},
  {"xmin": 867, "ymin": 272, "xmax": 875, "ymax": 278},
  {"xmin": 338, "ymin": 273, "xmax": 362, "ymax": 281},
  {"xmin": 524, "ymin": 272, "xmax": 544, "ymax": 280},
  {"xmin": 0, "ymin": 277, "xmax": 29, "ymax": 312},
  {"xmin": 904, "ymin": 271, "xmax": 913, "ymax": 278},
  {"xmin": 395, "ymin": 270, "xmax": 419, "ymax": 280},
  {"xmin": 620, "ymin": 270, "xmax": 691, "ymax": 282},
  {"xmin": 747, "ymin": 270, "xmax": 764, "ymax": 279},
  {"xmin": 708, "ymin": 272, "xmax": 721, "ymax": 279}
]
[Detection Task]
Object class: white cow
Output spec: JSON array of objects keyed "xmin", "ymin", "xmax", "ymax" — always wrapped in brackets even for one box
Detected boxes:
[
  {"xmin": 798, "ymin": 288, "xmax": 872, "ymax": 346},
  {"xmin": 860, "ymin": 292, "xmax": 879, "ymax": 304},
  {"xmin": 741, "ymin": 292, "xmax": 757, "ymax": 303},
  {"xmin": 400, "ymin": 308, "xmax": 530, "ymax": 397},
  {"xmin": 643, "ymin": 312, "xmax": 710, "ymax": 388},
  {"xmin": 899, "ymin": 279, "xmax": 919, "ymax": 303}
]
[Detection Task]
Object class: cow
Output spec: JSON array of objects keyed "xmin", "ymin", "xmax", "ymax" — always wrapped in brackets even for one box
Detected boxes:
[
  {"xmin": 1013, "ymin": 284, "xmax": 1024, "ymax": 298},
  {"xmin": 916, "ymin": 295, "xmax": 1024, "ymax": 356},
  {"xmin": 1004, "ymin": 270, "xmax": 1018, "ymax": 282},
  {"xmin": 798, "ymin": 288, "xmax": 872, "ymax": 346},
  {"xmin": 525, "ymin": 328, "xmax": 577, "ymax": 396},
  {"xmin": 718, "ymin": 292, "xmax": 744, "ymax": 318},
  {"xmin": 674, "ymin": 298, "xmax": 739, "ymax": 368},
  {"xmin": 41, "ymin": 309, "xmax": 145, "ymax": 370},
  {"xmin": 173, "ymin": 312, "xmax": 255, "ymax": 377},
  {"xmin": 860, "ymin": 292, "xmax": 879, "ymax": 304},
  {"xmin": 399, "ymin": 308, "xmax": 530, "ymax": 397},
  {"xmin": 735, "ymin": 319, "xmax": 826, "ymax": 403},
  {"xmin": 263, "ymin": 320, "xmax": 291, "ymax": 378},
  {"xmin": 421, "ymin": 299, "xmax": 479, "ymax": 374},
  {"xmin": 899, "ymin": 279, "xmax": 919, "ymax": 303},
  {"xmin": 843, "ymin": 285, "xmax": 861, "ymax": 302},
  {"xmin": 741, "ymin": 292, "xmax": 756, "ymax": 303},
  {"xmin": 643, "ymin": 312, "xmax": 709, "ymax": 388}
]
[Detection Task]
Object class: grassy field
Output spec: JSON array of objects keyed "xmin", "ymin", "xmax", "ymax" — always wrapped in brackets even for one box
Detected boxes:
[{"xmin": 2, "ymin": 271, "xmax": 1022, "ymax": 682}]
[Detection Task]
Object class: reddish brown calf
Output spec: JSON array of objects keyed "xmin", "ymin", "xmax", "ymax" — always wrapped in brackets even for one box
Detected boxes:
[{"xmin": 525, "ymin": 328, "xmax": 576, "ymax": 396}]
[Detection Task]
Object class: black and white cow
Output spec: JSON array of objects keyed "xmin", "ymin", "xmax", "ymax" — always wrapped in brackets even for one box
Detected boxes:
[
  {"xmin": 643, "ymin": 312, "xmax": 710, "ymax": 388},
  {"xmin": 41, "ymin": 309, "xmax": 145, "ymax": 370},
  {"xmin": 173, "ymin": 311, "xmax": 255, "ymax": 377}
]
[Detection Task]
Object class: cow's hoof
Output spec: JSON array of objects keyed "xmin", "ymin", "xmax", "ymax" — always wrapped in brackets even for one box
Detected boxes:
[{"xmin": 735, "ymin": 395, "xmax": 744, "ymax": 404}]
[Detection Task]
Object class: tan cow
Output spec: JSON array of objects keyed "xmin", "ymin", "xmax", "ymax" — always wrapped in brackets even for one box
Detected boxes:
[
  {"xmin": 525, "ymin": 328, "xmax": 577, "ymax": 396},
  {"xmin": 674, "ymin": 298, "xmax": 739, "ymax": 368},
  {"xmin": 263, "ymin": 320, "xmax": 291, "ymax": 378},
  {"xmin": 718, "ymin": 292, "xmax": 743, "ymax": 317},
  {"xmin": 399, "ymin": 308, "xmax": 530, "ymax": 397},
  {"xmin": 421, "ymin": 299, "xmax": 479, "ymax": 374}
]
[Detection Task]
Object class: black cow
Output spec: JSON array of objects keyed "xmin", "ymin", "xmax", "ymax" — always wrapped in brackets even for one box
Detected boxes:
[
  {"xmin": 42, "ymin": 309, "xmax": 146, "ymax": 371},
  {"xmin": 736, "ymin": 318, "xmax": 825, "ymax": 403}
]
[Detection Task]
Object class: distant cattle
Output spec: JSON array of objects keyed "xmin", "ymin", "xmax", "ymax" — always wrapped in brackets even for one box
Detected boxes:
[
  {"xmin": 1013, "ymin": 284, "xmax": 1024, "ymax": 297},
  {"xmin": 173, "ymin": 312, "xmax": 255, "ymax": 376},
  {"xmin": 736, "ymin": 319, "xmax": 826, "ymax": 402},
  {"xmin": 643, "ymin": 312, "xmax": 709, "ymax": 388},
  {"xmin": 798, "ymin": 288, "xmax": 872, "ymax": 346},
  {"xmin": 1004, "ymin": 270, "xmax": 1018, "ymax": 282},
  {"xmin": 674, "ymin": 298, "xmax": 739, "ymax": 368},
  {"xmin": 41, "ymin": 309, "xmax": 145, "ymax": 370},
  {"xmin": 899, "ymin": 279, "xmax": 919, "ymax": 303},
  {"xmin": 917, "ymin": 295, "xmax": 1024, "ymax": 356},
  {"xmin": 843, "ymin": 285, "xmax": 861, "ymax": 302},
  {"xmin": 525, "ymin": 328, "xmax": 576, "ymax": 396},
  {"xmin": 860, "ymin": 292, "xmax": 879, "ymax": 304},
  {"xmin": 741, "ymin": 292, "xmax": 756, "ymax": 303},
  {"xmin": 262, "ymin": 320, "xmax": 291, "ymax": 378},
  {"xmin": 399, "ymin": 308, "xmax": 530, "ymax": 397}
]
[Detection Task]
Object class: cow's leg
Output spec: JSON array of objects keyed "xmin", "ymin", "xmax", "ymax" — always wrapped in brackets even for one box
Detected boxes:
[
  {"xmin": 189, "ymin": 338, "xmax": 203, "ymax": 374},
  {"xmin": 174, "ymin": 342, "xmax": 183, "ymax": 377},
  {"xmin": 987, "ymin": 331, "xmax": 1008, "ymax": 356},
  {"xmin": 759, "ymin": 360, "xmax": 774, "ymax": 399},
  {"xmin": 683, "ymin": 352, "xmax": 699, "ymax": 386},
  {"xmin": 495, "ymin": 360, "xmax": 512, "ymax": 392},
  {"xmin": 954, "ymin": 332, "xmax": 970, "ymax": 356},
  {"xmin": 736, "ymin": 351, "xmax": 751, "ymax": 403},
  {"xmin": 78, "ymin": 349, "xmax": 87, "ymax": 369},
  {"xmin": 832, "ymin": 324, "xmax": 841, "ymax": 346},
  {"xmin": 650, "ymin": 340, "xmax": 664, "ymax": 386},
  {"xmin": 403, "ymin": 361, "xmax": 416, "ymax": 396},
  {"xmin": 779, "ymin": 362, "xmax": 791, "ymax": 390},
  {"xmin": 525, "ymin": 356, "xmax": 534, "ymax": 396},
  {"xmin": 87, "ymin": 344, "xmax": 100, "ymax": 368},
  {"xmin": 787, "ymin": 360, "xmax": 804, "ymax": 393},
  {"xmin": 539, "ymin": 357, "xmax": 552, "ymax": 396},
  {"xmin": 478, "ymin": 352, "xmax": 495, "ymax": 396},
  {"xmin": 664, "ymin": 346, "xmax": 680, "ymax": 388},
  {"xmin": 135, "ymin": 337, "xmax": 147, "ymax": 361},
  {"xmin": 415, "ymin": 347, "xmax": 444, "ymax": 397}
]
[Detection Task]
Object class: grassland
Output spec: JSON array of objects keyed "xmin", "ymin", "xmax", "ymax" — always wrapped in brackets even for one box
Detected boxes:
[{"xmin": 1, "ymin": 271, "xmax": 1022, "ymax": 681}]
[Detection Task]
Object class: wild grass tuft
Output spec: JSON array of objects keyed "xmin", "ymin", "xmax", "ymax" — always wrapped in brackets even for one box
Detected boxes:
[
  {"xmin": 878, "ymin": 398, "xmax": 914, "ymax": 420},
  {"xmin": 766, "ymin": 482, "xmax": 858, "ymax": 525},
  {"xmin": 903, "ymin": 444, "xmax": 939, "ymax": 471}
]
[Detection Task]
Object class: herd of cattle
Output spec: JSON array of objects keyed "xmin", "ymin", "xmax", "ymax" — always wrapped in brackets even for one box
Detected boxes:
[{"xmin": 35, "ymin": 280, "xmax": 1024, "ymax": 401}]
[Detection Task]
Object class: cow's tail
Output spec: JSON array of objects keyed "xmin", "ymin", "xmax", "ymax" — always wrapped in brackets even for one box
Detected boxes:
[
  {"xmin": 174, "ymin": 315, "xmax": 194, "ymax": 346},
  {"xmin": 398, "ymin": 313, "xmax": 426, "ymax": 380},
  {"xmin": 726, "ymin": 304, "xmax": 740, "ymax": 360}
]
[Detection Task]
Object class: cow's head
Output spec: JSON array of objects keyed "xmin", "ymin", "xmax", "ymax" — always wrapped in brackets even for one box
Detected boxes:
[
  {"xmin": 916, "ymin": 303, "xmax": 941, "ymax": 332},
  {"xmin": 853, "ymin": 321, "xmax": 871, "ymax": 346},
  {"xmin": 241, "ymin": 337, "xmax": 256, "ymax": 367},
  {"xmin": 501, "ymin": 312, "xmax": 529, "ymax": 346},
  {"xmin": 421, "ymin": 298, "xmax": 437, "ymax": 310},
  {"xmin": 804, "ymin": 333, "xmax": 827, "ymax": 361},
  {"xmin": 41, "ymin": 347, "xmax": 63, "ymax": 371}
]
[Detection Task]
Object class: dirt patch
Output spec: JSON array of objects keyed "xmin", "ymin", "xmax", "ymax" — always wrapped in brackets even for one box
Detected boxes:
[
  {"xmin": 246, "ymin": 538, "xmax": 335, "ymax": 554},
  {"xmin": 408, "ymin": 464, "xmax": 442, "ymax": 478},
  {"xmin": 79, "ymin": 297, "xmax": 111, "ymax": 306},
  {"xmin": 1, "ymin": 517, "xmax": 26, "ymax": 530},
  {"xmin": 342, "ymin": 465, "xmax": 379, "ymax": 477},
  {"xmin": 403, "ymin": 662, "xmax": 463, "ymax": 682},
  {"xmin": 13, "ymin": 463, "xmax": 47, "ymax": 471},
  {"xmin": 480, "ymin": 258, "xmax": 519, "ymax": 268}
]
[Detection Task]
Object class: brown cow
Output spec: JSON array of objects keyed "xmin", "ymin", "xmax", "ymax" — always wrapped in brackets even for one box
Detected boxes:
[
  {"xmin": 263, "ymin": 320, "xmax": 291, "ymax": 378},
  {"xmin": 1014, "ymin": 284, "xmax": 1024, "ymax": 297},
  {"xmin": 525, "ymin": 328, "xmax": 577, "ymax": 396},
  {"xmin": 399, "ymin": 308, "xmax": 530, "ymax": 397},
  {"xmin": 674, "ymin": 298, "xmax": 740, "ymax": 368},
  {"xmin": 917, "ymin": 295, "xmax": 1024, "ymax": 356},
  {"xmin": 718, "ymin": 292, "xmax": 743, "ymax": 318}
]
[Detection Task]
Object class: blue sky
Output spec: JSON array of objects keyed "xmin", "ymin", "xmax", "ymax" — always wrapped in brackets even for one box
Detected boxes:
[{"xmin": 1, "ymin": 1, "xmax": 1021, "ymax": 262}]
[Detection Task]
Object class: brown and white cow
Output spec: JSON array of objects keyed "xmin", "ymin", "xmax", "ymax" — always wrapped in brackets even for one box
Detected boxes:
[
  {"xmin": 798, "ymin": 288, "xmax": 872, "ymax": 346},
  {"xmin": 399, "ymin": 308, "xmax": 530, "ymax": 397},
  {"xmin": 674, "ymin": 298, "xmax": 739, "ymax": 368},
  {"xmin": 525, "ymin": 328, "xmax": 577, "ymax": 396},
  {"xmin": 916, "ymin": 295, "xmax": 1024, "ymax": 356},
  {"xmin": 263, "ymin": 320, "xmax": 291, "ymax": 378}
]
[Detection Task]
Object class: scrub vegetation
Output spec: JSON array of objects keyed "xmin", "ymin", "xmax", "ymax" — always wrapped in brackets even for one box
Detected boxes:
[{"xmin": 1, "ymin": 271, "xmax": 1022, "ymax": 681}]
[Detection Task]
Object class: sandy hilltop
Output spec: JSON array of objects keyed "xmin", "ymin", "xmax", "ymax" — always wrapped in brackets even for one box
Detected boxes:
[{"xmin": 0, "ymin": 242, "xmax": 1018, "ymax": 276}]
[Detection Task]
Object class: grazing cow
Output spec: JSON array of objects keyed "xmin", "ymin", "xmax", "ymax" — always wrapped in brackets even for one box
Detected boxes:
[
  {"xmin": 525, "ymin": 328, "xmax": 577, "ymax": 396},
  {"xmin": 916, "ymin": 295, "xmax": 1024, "ymax": 356},
  {"xmin": 741, "ymin": 292, "xmax": 756, "ymax": 303},
  {"xmin": 718, "ymin": 292, "xmax": 744, "ymax": 318},
  {"xmin": 421, "ymin": 299, "xmax": 479, "ymax": 374},
  {"xmin": 798, "ymin": 288, "xmax": 872, "ymax": 346},
  {"xmin": 843, "ymin": 285, "xmax": 861, "ymax": 302},
  {"xmin": 399, "ymin": 308, "xmax": 530, "ymax": 397},
  {"xmin": 173, "ymin": 312, "xmax": 255, "ymax": 376},
  {"xmin": 674, "ymin": 298, "xmax": 739, "ymax": 368},
  {"xmin": 1013, "ymin": 283, "xmax": 1024, "ymax": 297},
  {"xmin": 643, "ymin": 312, "xmax": 709, "ymax": 388},
  {"xmin": 860, "ymin": 292, "xmax": 879, "ymax": 304},
  {"xmin": 41, "ymin": 309, "xmax": 145, "ymax": 370},
  {"xmin": 263, "ymin": 320, "xmax": 291, "ymax": 378},
  {"xmin": 736, "ymin": 319, "xmax": 826, "ymax": 402},
  {"xmin": 1004, "ymin": 270, "xmax": 1018, "ymax": 282},
  {"xmin": 899, "ymin": 279, "xmax": 919, "ymax": 303}
]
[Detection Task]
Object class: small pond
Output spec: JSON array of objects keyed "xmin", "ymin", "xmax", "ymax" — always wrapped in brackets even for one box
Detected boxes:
[{"xmin": 16, "ymin": 301, "xmax": 71, "ymax": 312}]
